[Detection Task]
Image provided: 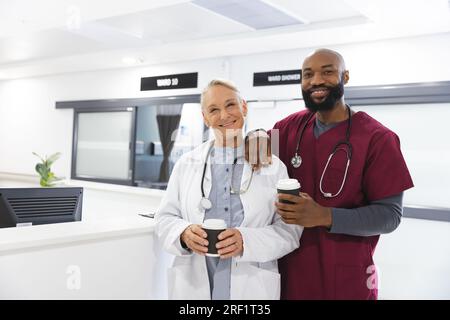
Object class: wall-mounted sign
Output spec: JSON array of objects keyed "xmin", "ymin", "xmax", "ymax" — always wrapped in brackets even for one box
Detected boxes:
[
  {"xmin": 253, "ymin": 69, "xmax": 301, "ymax": 87},
  {"xmin": 141, "ymin": 72, "xmax": 198, "ymax": 91}
]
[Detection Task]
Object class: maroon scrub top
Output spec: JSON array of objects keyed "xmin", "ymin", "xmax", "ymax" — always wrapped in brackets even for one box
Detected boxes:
[{"xmin": 272, "ymin": 109, "xmax": 414, "ymax": 300}]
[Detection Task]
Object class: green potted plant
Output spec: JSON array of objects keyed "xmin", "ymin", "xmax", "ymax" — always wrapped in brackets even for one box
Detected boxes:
[{"xmin": 32, "ymin": 152, "xmax": 62, "ymax": 187}]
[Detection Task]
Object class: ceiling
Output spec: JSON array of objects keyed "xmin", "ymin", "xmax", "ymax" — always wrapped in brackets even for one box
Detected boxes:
[{"xmin": 0, "ymin": 0, "xmax": 450, "ymax": 79}]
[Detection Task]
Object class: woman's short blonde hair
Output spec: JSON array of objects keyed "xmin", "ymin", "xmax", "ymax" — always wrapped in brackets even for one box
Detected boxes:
[{"xmin": 200, "ymin": 78, "xmax": 243, "ymax": 109}]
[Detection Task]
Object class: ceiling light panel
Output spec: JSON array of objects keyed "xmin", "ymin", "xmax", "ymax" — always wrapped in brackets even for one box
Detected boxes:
[
  {"xmin": 267, "ymin": 0, "xmax": 363, "ymax": 22},
  {"xmin": 192, "ymin": 0, "xmax": 304, "ymax": 30},
  {"xmin": 100, "ymin": 3, "xmax": 252, "ymax": 45}
]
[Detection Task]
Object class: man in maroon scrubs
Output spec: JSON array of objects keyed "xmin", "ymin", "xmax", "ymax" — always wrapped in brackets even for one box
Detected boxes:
[{"xmin": 273, "ymin": 49, "xmax": 414, "ymax": 299}]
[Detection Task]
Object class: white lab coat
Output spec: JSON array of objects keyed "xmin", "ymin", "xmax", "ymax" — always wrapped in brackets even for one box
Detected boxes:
[{"xmin": 155, "ymin": 141, "xmax": 303, "ymax": 300}]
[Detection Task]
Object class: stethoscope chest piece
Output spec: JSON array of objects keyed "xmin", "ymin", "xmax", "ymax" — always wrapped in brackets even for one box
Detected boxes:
[
  {"xmin": 199, "ymin": 197, "xmax": 212, "ymax": 211},
  {"xmin": 291, "ymin": 154, "xmax": 302, "ymax": 169}
]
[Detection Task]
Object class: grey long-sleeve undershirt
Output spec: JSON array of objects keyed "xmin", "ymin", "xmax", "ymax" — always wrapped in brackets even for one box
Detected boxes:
[
  {"xmin": 330, "ymin": 193, "xmax": 403, "ymax": 236},
  {"xmin": 314, "ymin": 117, "xmax": 403, "ymax": 237}
]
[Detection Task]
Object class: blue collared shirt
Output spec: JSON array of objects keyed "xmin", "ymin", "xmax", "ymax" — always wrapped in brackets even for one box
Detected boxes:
[{"xmin": 204, "ymin": 145, "xmax": 245, "ymax": 300}]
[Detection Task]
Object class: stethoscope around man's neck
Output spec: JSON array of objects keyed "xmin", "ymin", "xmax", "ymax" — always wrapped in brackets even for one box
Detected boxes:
[{"xmin": 291, "ymin": 105, "xmax": 353, "ymax": 198}]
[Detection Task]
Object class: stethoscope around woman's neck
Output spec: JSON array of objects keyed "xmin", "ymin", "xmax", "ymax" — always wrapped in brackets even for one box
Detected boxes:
[
  {"xmin": 291, "ymin": 105, "xmax": 353, "ymax": 198},
  {"xmin": 199, "ymin": 142, "xmax": 254, "ymax": 211}
]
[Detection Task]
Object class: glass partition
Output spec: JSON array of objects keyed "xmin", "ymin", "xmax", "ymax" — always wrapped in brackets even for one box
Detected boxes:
[
  {"xmin": 352, "ymin": 103, "xmax": 450, "ymax": 208},
  {"xmin": 73, "ymin": 109, "xmax": 135, "ymax": 184},
  {"xmin": 134, "ymin": 103, "xmax": 205, "ymax": 189}
]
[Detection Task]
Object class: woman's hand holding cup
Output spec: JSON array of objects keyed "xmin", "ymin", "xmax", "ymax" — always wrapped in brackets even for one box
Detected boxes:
[
  {"xmin": 180, "ymin": 224, "xmax": 208, "ymax": 255},
  {"xmin": 216, "ymin": 228, "xmax": 243, "ymax": 259}
]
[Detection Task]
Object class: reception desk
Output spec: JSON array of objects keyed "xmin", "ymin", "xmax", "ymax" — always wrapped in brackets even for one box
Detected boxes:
[
  {"xmin": 0, "ymin": 173, "xmax": 172, "ymax": 299},
  {"xmin": 0, "ymin": 216, "xmax": 172, "ymax": 299}
]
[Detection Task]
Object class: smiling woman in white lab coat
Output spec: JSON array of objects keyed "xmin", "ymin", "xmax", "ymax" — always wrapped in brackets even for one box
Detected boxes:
[{"xmin": 155, "ymin": 79, "xmax": 303, "ymax": 300}]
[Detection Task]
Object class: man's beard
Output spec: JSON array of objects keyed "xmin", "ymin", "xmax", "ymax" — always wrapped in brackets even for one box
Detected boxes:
[{"xmin": 302, "ymin": 79, "xmax": 345, "ymax": 112}]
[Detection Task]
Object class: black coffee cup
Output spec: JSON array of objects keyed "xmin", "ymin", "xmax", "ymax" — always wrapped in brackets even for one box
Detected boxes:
[
  {"xmin": 277, "ymin": 178, "xmax": 301, "ymax": 204},
  {"xmin": 202, "ymin": 219, "xmax": 227, "ymax": 257}
]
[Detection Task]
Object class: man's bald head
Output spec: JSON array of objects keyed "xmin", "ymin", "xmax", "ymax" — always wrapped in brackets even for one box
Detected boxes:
[{"xmin": 303, "ymin": 48, "xmax": 346, "ymax": 73}]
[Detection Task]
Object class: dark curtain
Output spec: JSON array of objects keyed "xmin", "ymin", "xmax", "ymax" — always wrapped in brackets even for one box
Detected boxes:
[{"xmin": 157, "ymin": 114, "xmax": 181, "ymax": 182}]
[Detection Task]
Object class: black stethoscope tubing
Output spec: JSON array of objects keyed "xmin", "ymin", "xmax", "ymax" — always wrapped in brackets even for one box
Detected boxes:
[
  {"xmin": 292, "ymin": 105, "xmax": 353, "ymax": 164},
  {"xmin": 199, "ymin": 142, "xmax": 253, "ymax": 210},
  {"xmin": 200, "ymin": 143, "xmax": 214, "ymax": 200},
  {"xmin": 292, "ymin": 105, "xmax": 353, "ymax": 198}
]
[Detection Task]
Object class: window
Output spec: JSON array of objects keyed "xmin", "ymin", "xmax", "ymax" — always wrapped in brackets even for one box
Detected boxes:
[
  {"xmin": 72, "ymin": 108, "xmax": 136, "ymax": 185},
  {"xmin": 134, "ymin": 103, "xmax": 206, "ymax": 189},
  {"xmin": 352, "ymin": 103, "xmax": 450, "ymax": 208},
  {"xmin": 65, "ymin": 95, "xmax": 204, "ymax": 189}
]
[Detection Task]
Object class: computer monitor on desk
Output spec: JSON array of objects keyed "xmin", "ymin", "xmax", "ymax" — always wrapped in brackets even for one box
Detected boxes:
[{"xmin": 0, "ymin": 187, "xmax": 83, "ymax": 228}]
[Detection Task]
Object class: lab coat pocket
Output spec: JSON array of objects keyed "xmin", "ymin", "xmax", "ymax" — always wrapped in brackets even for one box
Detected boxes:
[
  {"xmin": 234, "ymin": 264, "xmax": 280, "ymax": 300},
  {"xmin": 167, "ymin": 264, "xmax": 209, "ymax": 300}
]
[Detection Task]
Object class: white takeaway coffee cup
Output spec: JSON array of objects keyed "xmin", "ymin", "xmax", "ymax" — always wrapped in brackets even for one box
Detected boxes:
[
  {"xmin": 276, "ymin": 178, "xmax": 301, "ymax": 204},
  {"xmin": 202, "ymin": 219, "xmax": 227, "ymax": 257}
]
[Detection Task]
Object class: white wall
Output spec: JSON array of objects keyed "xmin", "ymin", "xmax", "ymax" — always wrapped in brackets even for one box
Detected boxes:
[
  {"xmin": 0, "ymin": 58, "xmax": 226, "ymax": 178},
  {"xmin": 230, "ymin": 32, "xmax": 450, "ymax": 101},
  {"xmin": 374, "ymin": 217, "xmax": 450, "ymax": 299}
]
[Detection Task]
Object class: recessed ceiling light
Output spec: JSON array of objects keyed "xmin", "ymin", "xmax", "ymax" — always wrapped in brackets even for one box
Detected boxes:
[
  {"xmin": 192, "ymin": 0, "xmax": 304, "ymax": 30},
  {"xmin": 122, "ymin": 57, "xmax": 144, "ymax": 65}
]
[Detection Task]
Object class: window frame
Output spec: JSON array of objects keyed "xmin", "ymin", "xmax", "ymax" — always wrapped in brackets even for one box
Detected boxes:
[
  {"xmin": 71, "ymin": 107, "xmax": 137, "ymax": 186},
  {"xmin": 60, "ymin": 95, "xmax": 201, "ymax": 187}
]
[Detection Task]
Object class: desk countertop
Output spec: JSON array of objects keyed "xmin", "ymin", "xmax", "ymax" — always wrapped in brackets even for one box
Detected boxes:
[
  {"xmin": 0, "ymin": 172, "xmax": 166, "ymax": 198},
  {"xmin": 0, "ymin": 216, "xmax": 155, "ymax": 253}
]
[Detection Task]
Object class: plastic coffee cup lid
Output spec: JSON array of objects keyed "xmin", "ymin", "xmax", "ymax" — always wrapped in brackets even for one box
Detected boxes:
[
  {"xmin": 276, "ymin": 178, "xmax": 300, "ymax": 190},
  {"xmin": 202, "ymin": 219, "xmax": 227, "ymax": 230}
]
